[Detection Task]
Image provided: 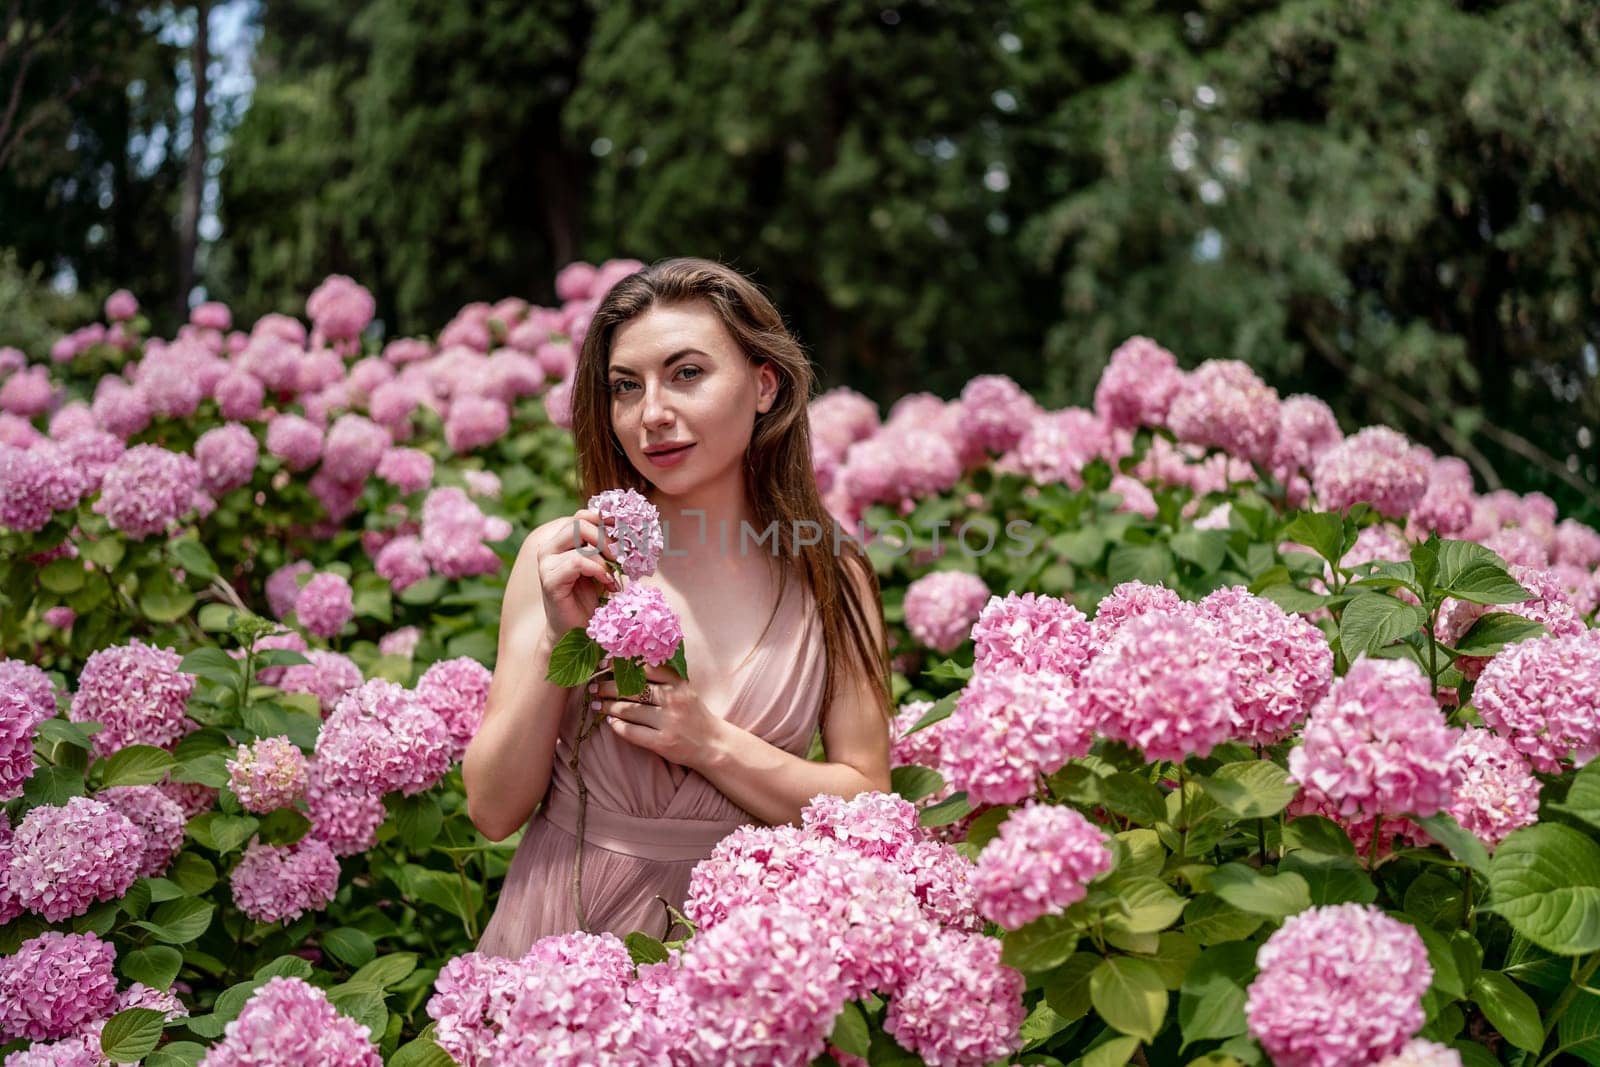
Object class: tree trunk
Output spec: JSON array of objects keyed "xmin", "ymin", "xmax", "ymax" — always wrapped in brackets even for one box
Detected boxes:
[{"xmin": 177, "ymin": 0, "xmax": 209, "ymax": 318}]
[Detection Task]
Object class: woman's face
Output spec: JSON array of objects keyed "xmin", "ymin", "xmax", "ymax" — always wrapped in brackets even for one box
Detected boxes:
[{"xmin": 607, "ymin": 300, "xmax": 778, "ymax": 493}]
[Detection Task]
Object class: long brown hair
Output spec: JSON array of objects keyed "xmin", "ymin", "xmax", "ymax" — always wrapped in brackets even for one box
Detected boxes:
[{"xmin": 569, "ymin": 256, "xmax": 893, "ymax": 734}]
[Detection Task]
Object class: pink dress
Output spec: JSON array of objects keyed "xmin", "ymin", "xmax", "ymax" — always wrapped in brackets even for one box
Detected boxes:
[{"xmin": 476, "ymin": 573, "xmax": 826, "ymax": 956}]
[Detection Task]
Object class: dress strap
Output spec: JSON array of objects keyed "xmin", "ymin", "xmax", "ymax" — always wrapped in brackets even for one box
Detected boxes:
[{"xmin": 540, "ymin": 787, "xmax": 753, "ymax": 862}]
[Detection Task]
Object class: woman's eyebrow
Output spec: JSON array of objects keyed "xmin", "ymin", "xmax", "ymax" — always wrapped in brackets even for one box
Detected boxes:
[{"xmin": 608, "ymin": 348, "xmax": 708, "ymax": 377}]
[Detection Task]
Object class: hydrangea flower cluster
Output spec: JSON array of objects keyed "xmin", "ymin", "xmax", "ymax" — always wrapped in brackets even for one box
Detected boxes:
[
  {"xmin": 314, "ymin": 679, "xmax": 452, "ymax": 796},
  {"xmin": 193, "ymin": 423, "xmax": 259, "ymax": 495},
  {"xmin": 940, "ymin": 667, "xmax": 1092, "ymax": 805},
  {"xmin": 1289, "ymin": 658, "xmax": 1459, "ymax": 821},
  {"xmin": 305, "ymin": 759, "xmax": 386, "ymax": 858},
  {"xmin": 1, "ymin": 660, "xmax": 56, "ymax": 801},
  {"xmin": 958, "ymin": 374, "xmax": 1041, "ymax": 454},
  {"xmin": 998, "ymin": 406, "xmax": 1113, "ymax": 489},
  {"xmin": 420, "ymin": 486, "xmax": 507, "ymax": 579},
  {"xmin": 294, "ymin": 571, "xmax": 354, "ymax": 639},
  {"xmin": 1093, "ymin": 335, "xmax": 1184, "ymax": 431},
  {"xmin": 67, "ymin": 638, "xmax": 196, "ymax": 758},
  {"xmin": 1088, "ymin": 580, "xmax": 1184, "ymax": 649},
  {"xmin": 1442, "ymin": 727, "xmax": 1540, "ymax": 848},
  {"xmin": 0, "ymin": 444, "xmax": 84, "ymax": 532},
  {"xmin": 902, "ymin": 570, "xmax": 990, "ymax": 654},
  {"xmin": 881, "ymin": 927, "xmax": 1028, "ymax": 1067},
  {"xmin": 1167, "ymin": 359, "xmax": 1282, "ymax": 465},
  {"xmin": 1436, "ymin": 564, "xmax": 1586, "ymax": 679},
  {"xmin": 1376, "ymin": 1039, "xmax": 1464, "ymax": 1067},
  {"xmin": 97, "ymin": 784, "xmax": 186, "ymax": 878},
  {"xmin": 972, "ymin": 802, "xmax": 1113, "ymax": 929},
  {"xmin": 198, "ymin": 976, "xmax": 381, "ymax": 1066},
  {"xmin": 1473, "ymin": 629, "xmax": 1600, "ymax": 773},
  {"xmin": 226, "ymin": 735, "xmax": 310, "ymax": 813},
  {"xmin": 586, "ymin": 583, "xmax": 685, "ymax": 668},
  {"xmin": 1245, "ymin": 903, "xmax": 1432, "ymax": 1067},
  {"xmin": 92, "ymin": 443, "xmax": 202, "ymax": 539},
  {"xmin": 4, "ymin": 796, "xmax": 143, "ymax": 920},
  {"xmin": 0, "ymin": 931, "xmax": 120, "ymax": 1042},
  {"xmin": 586, "ymin": 488, "xmax": 665, "ymax": 580},
  {"xmin": 414, "ymin": 656, "xmax": 493, "ymax": 761},
  {"xmin": 969, "ymin": 590, "xmax": 1094, "ymax": 679},
  {"xmin": 1196, "ymin": 585, "xmax": 1334, "ymax": 744},
  {"xmin": 265, "ymin": 560, "xmax": 313, "ymax": 620},
  {"xmin": 229, "ymin": 836, "xmax": 341, "ymax": 924},
  {"xmin": 275, "ymin": 649, "xmax": 365, "ymax": 714},
  {"xmin": 1312, "ymin": 427, "xmax": 1431, "ymax": 519}
]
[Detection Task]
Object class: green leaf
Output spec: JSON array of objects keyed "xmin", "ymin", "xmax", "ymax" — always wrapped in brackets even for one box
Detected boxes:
[
  {"xmin": 387, "ymin": 1039, "xmax": 457, "ymax": 1067},
  {"xmin": 1081, "ymin": 1035, "xmax": 1141, "ymax": 1067},
  {"xmin": 139, "ymin": 577, "xmax": 196, "ymax": 623},
  {"xmin": 625, "ymin": 931, "xmax": 668, "ymax": 966},
  {"xmin": 40, "ymin": 557, "xmax": 86, "ymax": 593},
  {"xmin": 1089, "ymin": 956, "xmax": 1167, "ymax": 1042},
  {"xmin": 1182, "ymin": 894, "xmax": 1264, "ymax": 945},
  {"xmin": 80, "ymin": 538, "xmax": 125, "ymax": 569},
  {"xmin": 1553, "ymin": 761, "xmax": 1600, "ymax": 833},
  {"xmin": 1415, "ymin": 812, "xmax": 1491, "ymax": 876},
  {"xmin": 23, "ymin": 764, "xmax": 86, "ymax": 806},
  {"xmin": 1558, "ymin": 991, "xmax": 1600, "ymax": 1065},
  {"xmin": 1170, "ymin": 529, "xmax": 1229, "ymax": 572},
  {"xmin": 167, "ymin": 853, "xmax": 217, "ymax": 896},
  {"xmin": 326, "ymin": 984, "xmax": 388, "ymax": 1038},
  {"xmin": 1339, "ymin": 594, "xmax": 1427, "ymax": 659},
  {"xmin": 1043, "ymin": 952, "xmax": 1101, "ymax": 1021},
  {"xmin": 829, "ymin": 1000, "xmax": 871, "ymax": 1059},
  {"xmin": 904, "ymin": 691, "xmax": 957, "ymax": 735},
  {"xmin": 348, "ymin": 951, "xmax": 418, "ymax": 991},
  {"xmin": 668, "ymin": 641, "xmax": 689, "ymax": 681},
  {"xmin": 1199, "ymin": 761, "xmax": 1299, "ymax": 819},
  {"xmin": 890, "ymin": 765, "xmax": 944, "ymax": 803},
  {"xmin": 545, "ymin": 628, "xmax": 603, "ymax": 687},
  {"xmin": 612, "ymin": 656, "xmax": 647, "ymax": 696},
  {"xmin": 1471, "ymin": 971, "xmax": 1544, "ymax": 1052},
  {"xmin": 392, "ymin": 793, "xmax": 443, "ymax": 850},
  {"xmin": 1208, "ymin": 864, "xmax": 1312, "ymax": 919},
  {"xmin": 254, "ymin": 955, "xmax": 314, "ymax": 981},
  {"xmin": 146, "ymin": 1042, "xmax": 207, "ymax": 1067},
  {"xmin": 1280, "ymin": 852, "xmax": 1377, "ymax": 906},
  {"xmin": 1142, "ymin": 932, "xmax": 1201, "ymax": 991},
  {"xmin": 99, "ymin": 744, "xmax": 176, "ymax": 787},
  {"xmin": 170, "ymin": 539, "xmax": 219, "ymax": 581},
  {"xmin": 322, "ymin": 927, "xmax": 377, "ymax": 970},
  {"xmin": 122, "ymin": 945, "xmax": 183, "ymax": 990},
  {"xmin": 1104, "ymin": 878, "xmax": 1188, "ymax": 935},
  {"xmin": 1451, "ymin": 612, "xmax": 1546, "ymax": 657},
  {"xmin": 1282, "ymin": 815, "xmax": 1357, "ymax": 858},
  {"xmin": 1101, "ymin": 773, "xmax": 1168, "ymax": 826},
  {"xmin": 1486, "ymin": 823, "xmax": 1600, "ymax": 955},
  {"xmin": 132, "ymin": 898, "xmax": 214, "ymax": 944},
  {"xmin": 1179, "ymin": 942, "xmax": 1258, "ymax": 1049},
  {"xmin": 179, "ymin": 647, "xmax": 243, "ymax": 687},
  {"xmin": 1002, "ymin": 913, "xmax": 1084, "ymax": 973},
  {"xmin": 35, "ymin": 718, "xmax": 96, "ymax": 750},
  {"xmin": 1282, "ymin": 512, "xmax": 1346, "ymax": 565},
  {"xmin": 98, "ymin": 1007, "xmax": 168, "ymax": 1063},
  {"xmin": 186, "ymin": 812, "xmax": 259, "ymax": 854},
  {"xmin": 1108, "ymin": 543, "xmax": 1175, "ymax": 585},
  {"xmin": 173, "ymin": 752, "xmax": 231, "ymax": 788},
  {"xmin": 923, "ymin": 658, "xmax": 974, "ymax": 682},
  {"xmin": 1433, "ymin": 540, "xmax": 1532, "ymax": 605},
  {"xmin": 918, "ymin": 790, "xmax": 972, "ymax": 827}
]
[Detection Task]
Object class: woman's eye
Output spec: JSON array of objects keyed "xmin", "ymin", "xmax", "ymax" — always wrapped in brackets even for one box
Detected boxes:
[
  {"xmin": 610, "ymin": 380, "xmax": 636, "ymax": 395},
  {"xmin": 678, "ymin": 366, "xmax": 701, "ymax": 381}
]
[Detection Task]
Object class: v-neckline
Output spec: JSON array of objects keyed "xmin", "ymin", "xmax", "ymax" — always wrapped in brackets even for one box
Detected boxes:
[{"xmin": 717, "ymin": 576, "xmax": 793, "ymax": 723}]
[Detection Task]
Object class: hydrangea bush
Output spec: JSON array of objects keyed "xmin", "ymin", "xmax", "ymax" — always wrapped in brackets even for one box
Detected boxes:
[{"xmin": 1, "ymin": 271, "xmax": 1599, "ymax": 1064}]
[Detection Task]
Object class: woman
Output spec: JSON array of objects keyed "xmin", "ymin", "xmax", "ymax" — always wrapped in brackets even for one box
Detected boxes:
[{"xmin": 466, "ymin": 256, "xmax": 894, "ymax": 954}]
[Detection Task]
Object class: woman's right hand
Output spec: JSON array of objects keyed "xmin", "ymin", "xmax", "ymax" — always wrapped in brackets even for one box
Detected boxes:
[{"xmin": 536, "ymin": 507, "xmax": 624, "ymax": 645}]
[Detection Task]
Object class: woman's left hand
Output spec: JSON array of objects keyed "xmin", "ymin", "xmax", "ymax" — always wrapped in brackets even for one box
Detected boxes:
[{"xmin": 587, "ymin": 663, "xmax": 725, "ymax": 770}]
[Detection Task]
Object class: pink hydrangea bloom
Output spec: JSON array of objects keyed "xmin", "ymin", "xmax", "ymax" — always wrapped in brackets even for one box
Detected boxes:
[
  {"xmin": 0, "ymin": 366, "xmax": 54, "ymax": 418},
  {"xmin": 999, "ymin": 407, "xmax": 1112, "ymax": 489},
  {"xmin": 55, "ymin": 429, "xmax": 124, "ymax": 493},
  {"xmin": 4, "ymin": 796, "xmax": 142, "ymax": 920},
  {"xmin": 1167, "ymin": 359, "xmax": 1281, "ymax": 465},
  {"xmin": 1474, "ymin": 629, "xmax": 1600, "ymax": 773},
  {"xmin": 264, "ymin": 560, "xmax": 312, "ymax": 621},
  {"xmin": 1289, "ymin": 657, "xmax": 1459, "ymax": 820},
  {"xmin": 305, "ymin": 759, "xmax": 386, "ymax": 858},
  {"xmin": 958, "ymin": 374, "xmax": 1040, "ymax": 455},
  {"xmin": 68, "ymin": 638, "xmax": 196, "ymax": 757},
  {"xmin": 903, "ymin": 571, "xmax": 990, "ymax": 654},
  {"xmin": 378, "ymin": 626, "xmax": 422, "ymax": 658},
  {"xmin": 587, "ymin": 488, "xmax": 665, "ymax": 580},
  {"xmin": 1089, "ymin": 580, "xmax": 1184, "ymax": 650},
  {"xmin": 1313, "ymin": 427, "xmax": 1431, "ymax": 519},
  {"xmin": 444, "ymin": 395, "xmax": 510, "ymax": 454},
  {"xmin": 314, "ymin": 679, "xmax": 452, "ymax": 796},
  {"xmin": 317, "ymin": 413, "xmax": 387, "ymax": 485},
  {"xmin": 91, "ymin": 377, "xmax": 151, "ymax": 439},
  {"xmin": 1245, "ymin": 903, "xmax": 1432, "ymax": 1067},
  {"xmin": 2, "ymin": 674, "xmax": 54, "ymax": 802},
  {"xmin": 0, "ymin": 660, "xmax": 59, "ymax": 724},
  {"xmin": 973, "ymin": 802, "xmax": 1112, "ymax": 929},
  {"xmin": 420, "ymin": 487, "xmax": 503, "ymax": 578},
  {"xmin": 1094, "ymin": 336, "xmax": 1185, "ymax": 431},
  {"xmin": 306, "ymin": 274, "xmax": 376, "ymax": 340},
  {"xmin": 4, "ymin": 1031, "xmax": 105, "ymax": 1065},
  {"xmin": 229, "ymin": 835, "xmax": 341, "ymax": 924},
  {"xmin": 882, "ymin": 928, "xmax": 1027, "ymax": 1067},
  {"xmin": 1376, "ymin": 1039, "xmax": 1463, "ymax": 1067},
  {"xmin": 275, "ymin": 649, "xmax": 364, "ymax": 715},
  {"xmin": 1084, "ymin": 609, "xmax": 1238, "ymax": 764},
  {"xmin": 1555, "ymin": 519, "xmax": 1600, "ymax": 569},
  {"xmin": 970, "ymin": 591, "xmax": 1094, "ymax": 680},
  {"xmin": 376, "ymin": 446, "xmax": 433, "ymax": 493},
  {"xmin": 375, "ymin": 534, "xmax": 431, "ymax": 592},
  {"xmin": 1408, "ymin": 456, "xmax": 1476, "ymax": 538},
  {"xmin": 97, "ymin": 784, "xmax": 186, "ymax": 877},
  {"xmin": 226, "ymin": 735, "xmax": 310, "ymax": 813},
  {"xmin": 1196, "ymin": 586, "xmax": 1333, "ymax": 744},
  {"xmin": 190, "ymin": 301, "xmax": 231, "ymax": 331},
  {"xmin": 543, "ymin": 375, "xmax": 574, "ymax": 430},
  {"xmin": 193, "ymin": 423, "xmax": 258, "ymax": 495},
  {"xmin": 1441, "ymin": 727, "xmax": 1539, "ymax": 849},
  {"xmin": 264, "ymin": 413, "xmax": 323, "ymax": 471},
  {"xmin": 940, "ymin": 668, "xmax": 1092, "ymax": 805},
  {"xmin": 213, "ymin": 371, "xmax": 265, "ymax": 421},
  {"xmin": 1436, "ymin": 564, "xmax": 1586, "ymax": 679},
  {"xmin": 0, "ymin": 444, "xmax": 85, "ymax": 532},
  {"xmin": 0, "ymin": 931, "xmax": 120, "ymax": 1042},
  {"xmin": 104, "ymin": 289, "xmax": 139, "ymax": 321},
  {"xmin": 156, "ymin": 776, "xmax": 218, "ymax": 819},
  {"xmin": 294, "ymin": 571, "xmax": 354, "ymax": 639},
  {"xmin": 809, "ymin": 388, "xmax": 881, "ymax": 466},
  {"xmin": 415, "ymin": 656, "xmax": 492, "ymax": 762},
  {"xmin": 587, "ymin": 583, "xmax": 684, "ymax": 668},
  {"xmin": 1272, "ymin": 395, "xmax": 1343, "ymax": 477},
  {"xmin": 199, "ymin": 976, "xmax": 381, "ymax": 1066},
  {"xmin": 93, "ymin": 444, "xmax": 201, "ymax": 539},
  {"xmin": 836, "ymin": 427, "xmax": 963, "ymax": 516}
]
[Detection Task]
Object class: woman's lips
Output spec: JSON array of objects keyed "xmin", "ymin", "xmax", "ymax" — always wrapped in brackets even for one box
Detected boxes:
[{"xmin": 645, "ymin": 443, "xmax": 694, "ymax": 468}]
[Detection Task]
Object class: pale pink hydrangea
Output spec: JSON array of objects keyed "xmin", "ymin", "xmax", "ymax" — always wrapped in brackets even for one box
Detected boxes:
[
  {"xmin": 0, "ymin": 659, "xmax": 57, "ymax": 722},
  {"xmin": 264, "ymin": 413, "xmax": 323, "ymax": 471},
  {"xmin": 973, "ymin": 802, "xmax": 1112, "ymax": 929},
  {"xmin": 1483, "ymin": 526, "xmax": 1549, "ymax": 568},
  {"xmin": 198, "ymin": 976, "xmax": 381, "ymax": 1066},
  {"xmin": 376, "ymin": 446, "xmax": 433, "ymax": 493},
  {"xmin": 970, "ymin": 591, "xmax": 1094, "ymax": 680},
  {"xmin": 1272, "ymin": 395, "xmax": 1344, "ymax": 477},
  {"xmin": 1409, "ymin": 456, "xmax": 1476, "ymax": 537},
  {"xmin": 55, "ymin": 429, "xmax": 124, "ymax": 493},
  {"xmin": 421, "ymin": 486, "xmax": 504, "ymax": 578},
  {"xmin": 265, "ymin": 560, "xmax": 312, "ymax": 620},
  {"xmin": 0, "ymin": 931, "xmax": 120, "ymax": 1042},
  {"xmin": 1094, "ymin": 335, "xmax": 1185, "ymax": 430},
  {"xmin": 97, "ymin": 784, "xmax": 186, "ymax": 877},
  {"xmin": 306, "ymin": 274, "xmax": 376, "ymax": 341},
  {"xmin": 275, "ymin": 649, "xmax": 364, "ymax": 715},
  {"xmin": 93, "ymin": 444, "xmax": 201, "ymax": 538},
  {"xmin": 304, "ymin": 759, "xmax": 386, "ymax": 858},
  {"xmin": 958, "ymin": 374, "xmax": 1040, "ymax": 454},
  {"xmin": 91, "ymin": 377, "xmax": 151, "ymax": 439},
  {"xmin": 1245, "ymin": 903, "xmax": 1432, "ymax": 1067},
  {"xmin": 105, "ymin": 289, "xmax": 139, "ymax": 321},
  {"xmin": 415, "ymin": 656, "xmax": 492, "ymax": 762},
  {"xmin": 1313, "ymin": 427, "xmax": 1431, "ymax": 519},
  {"xmin": 314, "ymin": 679, "xmax": 452, "ymax": 796},
  {"xmin": 903, "ymin": 571, "xmax": 990, "ymax": 654},
  {"xmin": 213, "ymin": 370, "xmax": 264, "ymax": 420},
  {"xmin": 378, "ymin": 626, "xmax": 422, "ymax": 658},
  {"xmin": 836, "ymin": 428, "xmax": 963, "ymax": 516},
  {"xmin": 0, "ymin": 445, "xmax": 85, "ymax": 532},
  {"xmin": 462, "ymin": 468, "xmax": 501, "ymax": 498},
  {"xmin": 226, "ymin": 735, "xmax": 310, "ymax": 813},
  {"xmin": 1440, "ymin": 727, "xmax": 1539, "ymax": 849},
  {"xmin": 999, "ymin": 407, "xmax": 1112, "ymax": 489},
  {"xmin": 940, "ymin": 668, "xmax": 1092, "ymax": 805},
  {"xmin": 2, "ymin": 682, "xmax": 52, "ymax": 802},
  {"xmin": 374, "ymin": 534, "xmax": 431, "ymax": 592},
  {"xmin": 156, "ymin": 777, "xmax": 219, "ymax": 819},
  {"xmin": 1555, "ymin": 519, "xmax": 1600, "ymax": 569},
  {"xmin": 190, "ymin": 301, "xmax": 231, "ymax": 331},
  {"xmin": 229, "ymin": 835, "xmax": 341, "ymax": 924},
  {"xmin": 543, "ymin": 375, "xmax": 574, "ymax": 430},
  {"xmin": 1084, "ymin": 608, "xmax": 1238, "ymax": 764},
  {"xmin": 1167, "ymin": 359, "xmax": 1281, "ymax": 465},
  {"xmin": 882, "ymin": 928, "xmax": 1027, "ymax": 1067},
  {"xmin": 587, "ymin": 583, "xmax": 684, "ymax": 668},
  {"xmin": 1196, "ymin": 586, "xmax": 1334, "ymax": 744},
  {"xmin": 3, "ymin": 1031, "xmax": 105, "ymax": 1065},
  {"xmin": 1289, "ymin": 657, "xmax": 1459, "ymax": 820},
  {"xmin": 193, "ymin": 423, "xmax": 258, "ymax": 495},
  {"xmin": 1089, "ymin": 580, "xmax": 1184, "ymax": 650},
  {"xmin": 1474, "ymin": 629, "xmax": 1600, "ymax": 773},
  {"xmin": 809, "ymin": 387, "xmax": 881, "ymax": 466},
  {"xmin": 316, "ymin": 414, "xmax": 388, "ymax": 487},
  {"xmin": 0, "ymin": 366, "xmax": 54, "ymax": 418},
  {"xmin": 294, "ymin": 571, "xmax": 354, "ymax": 639},
  {"xmin": 445, "ymin": 395, "xmax": 510, "ymax": 454},
  {"xmin": 1436, "ymin": 564, "xmax": 1586, "ymax": 679},
  {"xmin": 587, "ymin": 487, "xmax": 665, "ymax": 580},
  {"xmin": 68, "ymin": 638, "xmax": 196, "ymax": 757},
  {"xmin": 1376, "ymin": 1039, "xmax": 1463, "ymax": 1067},
  {"xmin": 4, "ymin": 796, "xmax": 142, "ymax": 921}
]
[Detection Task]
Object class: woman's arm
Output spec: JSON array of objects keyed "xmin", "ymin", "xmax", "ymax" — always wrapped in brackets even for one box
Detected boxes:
[
  {"xmin": 694, "ymin": 556, "xmax": 894, "ymax": 826},
  {"xmin": 461, "ymin": 525, "xmax": 574, "ymax": 841}
]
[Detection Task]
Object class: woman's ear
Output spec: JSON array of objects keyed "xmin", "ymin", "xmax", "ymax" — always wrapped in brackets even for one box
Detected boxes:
[{"xmin": 756, "ymin": 360, "xmax": 779, "ymax": 414}]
